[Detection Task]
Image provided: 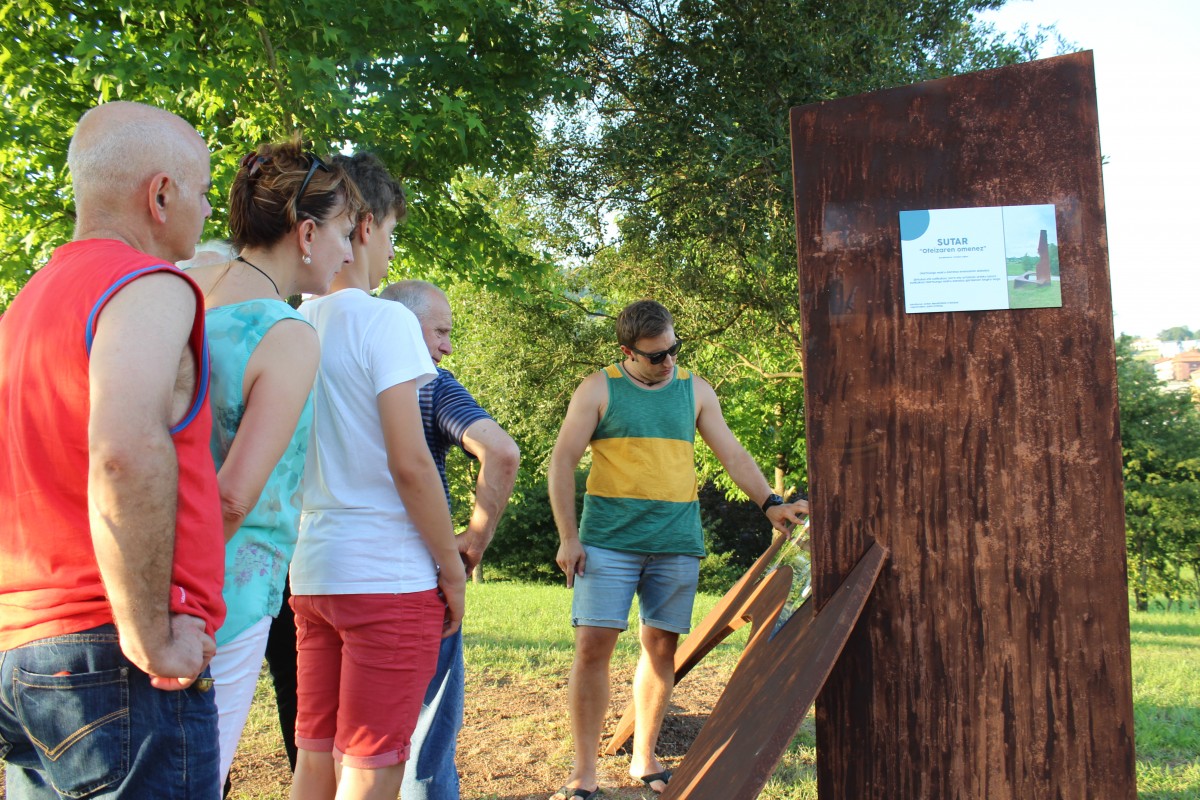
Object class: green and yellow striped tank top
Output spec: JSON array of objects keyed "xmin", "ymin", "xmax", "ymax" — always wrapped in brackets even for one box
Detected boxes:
[{"xmin": 579, "ymin": 364, "xmax": 705, "ymax": 556}]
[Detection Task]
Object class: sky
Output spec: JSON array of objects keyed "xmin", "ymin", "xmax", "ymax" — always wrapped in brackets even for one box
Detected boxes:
[{"xmin": 976, "ymin": 0, "xmax": 1200, "ymax": 339}]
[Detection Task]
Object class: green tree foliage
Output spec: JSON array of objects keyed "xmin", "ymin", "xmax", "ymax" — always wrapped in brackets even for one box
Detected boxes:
[
  {"xmin": 0, "ymin": 0, "xmax": 597, "ymax": 307},
  {"xmin": 1006, "ymin": 243, "xmax": 1060, "ymax": 276},
  {"xmin": 1158, "ymin": 326, "xmax": 1198, "ymax": 343},
  {"xmin": 531, "ymin": 0, "xmax": 1045, "ymax": 500},
  {"xmin": 1117, "ymin": 336, "xmax": 1200, "ymax": 609},
  {"xmin": 423, "ymin": 2, "xmax": 1051, "ymax": 579},
  {"xmin": 437, "ymin": 266, "xmax": 613, "ymax": 580}
]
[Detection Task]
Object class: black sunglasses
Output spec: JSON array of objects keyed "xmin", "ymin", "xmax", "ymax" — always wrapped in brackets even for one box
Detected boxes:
[
  {"xmin": 295, "ymin": 153, "xmax": 330, "ymax": 213},
  {"xmin": 629, "ymin": 340, "xmax": 682, "ymax": 365}
]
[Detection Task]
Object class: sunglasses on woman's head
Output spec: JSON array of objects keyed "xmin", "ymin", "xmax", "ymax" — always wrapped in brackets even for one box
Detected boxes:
[{"xmin": 295, "ymin": 153, "xmax": 329, "ymax": 213}]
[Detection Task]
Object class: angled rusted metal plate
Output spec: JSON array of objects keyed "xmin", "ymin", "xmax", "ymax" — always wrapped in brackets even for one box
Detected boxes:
[
  {"xmin": 791, "ymin": 51, "xmax": 1135, "ymax": 799},
  {"xmin": 662, "ymin": 541, "xmax": 887, "ymax": 800},
  {"xmin": 604, "ymin": 530, "xmax": 795, "ymax": 755}
]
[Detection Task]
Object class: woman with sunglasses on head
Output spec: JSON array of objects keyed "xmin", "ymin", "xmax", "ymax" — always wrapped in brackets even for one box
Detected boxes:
[{"xmin": 184, "ymin": 138, "xmax": 363, "ymax": 788}]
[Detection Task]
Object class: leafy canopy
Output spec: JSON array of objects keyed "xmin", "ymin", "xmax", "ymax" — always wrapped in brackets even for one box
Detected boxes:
[
  {"xmin": 529, "ymin": 0, "xmax": 1045, "ymax": 498},
  {"xmin": 1116, "ymin": 337, "xmax": 1200, "ymax": 606},
  {"xmin": 0, "ymin": 0, "xmax": 597, "ymax": 307}
]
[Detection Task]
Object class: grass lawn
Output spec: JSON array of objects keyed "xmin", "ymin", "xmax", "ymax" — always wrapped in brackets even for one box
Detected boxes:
[
  {"xmin": 1129, "ymin": 609, "xmax": 1200, "ymax": 798},
  {"xmin": 1007, "ymin": 279, "xmax": 1063, "ymax": 309},
  {"xmin": 457, "ymin": 585, "xmax": 1200, "ymax": 799}
]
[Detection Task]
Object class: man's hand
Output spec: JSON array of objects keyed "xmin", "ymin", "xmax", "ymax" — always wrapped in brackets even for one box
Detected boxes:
[
  {"xmin": 439, "ymin": 567, "xmax": 467, "ymax": 639},
  {"xmin": 129, "ymin": 614, "xmax": 217, "ymax": 691},
  {"xmin": 766, "ymin": 498, "xmax": 810, "ymax": 535},
  {"xmin": 556, "ymin": 539, "xmax": 587, "ymax": 588},
  {"xmin": 457, "ymin": 531, "xmax": 486, "ymax": 576}
]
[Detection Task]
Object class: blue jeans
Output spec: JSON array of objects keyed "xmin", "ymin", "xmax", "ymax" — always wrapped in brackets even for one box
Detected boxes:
[
  {"xmin": 0, "ymin": 624, "xmax": 219, "ymax": 799},
  {"xmin": 400, "ymin": 628, "xmax": 463, "ymax": 800}
]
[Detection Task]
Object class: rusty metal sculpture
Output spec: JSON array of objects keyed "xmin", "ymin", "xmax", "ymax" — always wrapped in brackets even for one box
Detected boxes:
[
  {"xmin": 660, "ymin": 541, "xmax": 885, "ymax": 800},
  {"xmin": 604, "ymin": 525, "xmax": 885, "ymax": 800},
  {"xmin": 791, "ymin": 51, "xmax": 1135, "ymax": 798},
  {"xmin": 603, "ymin": 527, "xmax": 801, "ymax": 756},
  {"xmin": 1015, "ymin": 228, "xmax": 1053, "ymax": 287}
]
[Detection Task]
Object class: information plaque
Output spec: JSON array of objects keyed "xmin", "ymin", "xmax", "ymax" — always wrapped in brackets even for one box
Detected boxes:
[{"xmin": 899, "ymin": 204, "xmax": 1061, "ymax": 313}]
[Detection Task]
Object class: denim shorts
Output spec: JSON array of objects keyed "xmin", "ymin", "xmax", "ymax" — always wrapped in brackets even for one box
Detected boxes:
[
  {"xmin": 571, "ymin": 545, "xmax": 701, "ymax": 634},
  {"xmin": 0, "ymin": 623, "xmax": 219, "ymax": 799}
]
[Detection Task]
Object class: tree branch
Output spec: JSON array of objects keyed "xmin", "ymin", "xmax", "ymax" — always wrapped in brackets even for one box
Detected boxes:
[{"xmin": 697, "ymin": 335, "xmax": 804, "ymax": 381}]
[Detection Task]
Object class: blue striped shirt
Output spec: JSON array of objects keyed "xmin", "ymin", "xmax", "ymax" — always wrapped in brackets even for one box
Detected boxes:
[{"xmin": 419, "ymin": 367, "xmax": 493, "ymax": 508}]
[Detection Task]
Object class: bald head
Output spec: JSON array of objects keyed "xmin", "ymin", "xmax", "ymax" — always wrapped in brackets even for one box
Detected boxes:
[
  {"xmin": 68, "ymin": 102, "xmax": 212, "ymax": 260},
  {"xmin": 380, "ymin": 280, "xmax": 454, "ymax": 364},
  {"xmin": 70, "ymin": 102, "xmax": 206, "ymax": 204},
  {"xmin": 380, "ymin": 279, "xmax": 445, "ymax": 321}
]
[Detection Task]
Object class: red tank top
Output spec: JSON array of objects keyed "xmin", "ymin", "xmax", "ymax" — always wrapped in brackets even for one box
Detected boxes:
[{"xmin": 0, "ymin": 239, "xmax": 226, "ymax": 648}]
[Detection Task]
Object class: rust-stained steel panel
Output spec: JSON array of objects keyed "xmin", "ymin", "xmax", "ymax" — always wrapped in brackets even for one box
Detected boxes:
[
  {"xmin": 790, "ymin": 51, "xmax": 1135, "ymax": 799},
  {"xmin": 604, "ymin": 529, "xmax": 795, "ymax": 755},
  {"xmin": 664, "ymin": 542, "xmax": 886, "ymax": 800}
]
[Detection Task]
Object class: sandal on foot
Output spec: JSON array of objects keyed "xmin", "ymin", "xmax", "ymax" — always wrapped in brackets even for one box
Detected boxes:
[
  {"xmin": 639, "ymin": 770, "xmax": 672, "ymax": 793},
  {"xmin": 551, "ymin": 786, "xmax": 603, "ymax": 800}
]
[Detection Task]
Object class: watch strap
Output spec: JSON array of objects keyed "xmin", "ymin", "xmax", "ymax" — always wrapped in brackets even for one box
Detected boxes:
[{"xmin": 761, "ymin": 493, "xmax": 784, "ymax": 513}]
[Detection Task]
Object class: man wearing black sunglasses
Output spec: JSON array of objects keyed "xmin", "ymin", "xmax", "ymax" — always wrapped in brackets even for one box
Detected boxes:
[{"xmin": 547, "ymin": 300, "xmax": 809, "ymax": 799}]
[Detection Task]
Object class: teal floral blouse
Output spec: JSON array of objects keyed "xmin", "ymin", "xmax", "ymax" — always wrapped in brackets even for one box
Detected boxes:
[{"xmin": 206, "ymin": 299, "xmax": 313, "ymax": 646}]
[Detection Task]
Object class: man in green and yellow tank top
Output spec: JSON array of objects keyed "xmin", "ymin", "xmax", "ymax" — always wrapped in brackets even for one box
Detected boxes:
[{"xmin": 547, "ymin": 300, "xmax": 810, "ymax": 799}]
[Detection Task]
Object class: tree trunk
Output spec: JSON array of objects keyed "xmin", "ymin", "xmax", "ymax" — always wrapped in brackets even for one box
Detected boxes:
[
  {"xmin": 1167, "ymin": 564, "xmax": 1180, "ymax": 611},
  {"xmin": 774, "ymin": 402, "xmax": 787, "ymax": 497},
  {"xmin": 1135, "ymin": 540, "xmax": 1150, "ymax": 612}
]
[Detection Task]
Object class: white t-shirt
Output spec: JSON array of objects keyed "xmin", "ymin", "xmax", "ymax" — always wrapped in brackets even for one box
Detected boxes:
[{"xmin": 292, "ymin": 289, "xmax": 437, "ymax": 595}]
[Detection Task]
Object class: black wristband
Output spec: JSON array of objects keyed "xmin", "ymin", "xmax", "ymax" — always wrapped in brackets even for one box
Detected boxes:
[{"xmin": 761, "ymin": 493, "xmax": 784, "ymax": 513}]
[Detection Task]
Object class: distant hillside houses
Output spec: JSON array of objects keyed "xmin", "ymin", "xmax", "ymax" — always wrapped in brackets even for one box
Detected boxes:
[
  {"xmin": 1155, "ymin": 350, "xmax": 1200, "ymax": 383},
  {"xmin": 1127, "ymin": 336, "xmax": 1200, "ymax": 394},
  {"xmin": 1132, "ymin": 337, "xmax": 1200, "ymax": 358}
]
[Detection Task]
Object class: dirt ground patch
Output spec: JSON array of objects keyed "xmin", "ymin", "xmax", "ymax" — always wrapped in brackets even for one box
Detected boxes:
[{"xmin": 227, "ymin": 660, "xmax": 734, "ymax": 800}]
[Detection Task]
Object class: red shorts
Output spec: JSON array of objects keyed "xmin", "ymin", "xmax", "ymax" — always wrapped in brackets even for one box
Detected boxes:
[{"xmin": 291, "ymin": 590, "xmax": 444, "ymax": 768}]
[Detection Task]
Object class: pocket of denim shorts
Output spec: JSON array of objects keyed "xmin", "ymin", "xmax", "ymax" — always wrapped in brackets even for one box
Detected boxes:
[{"xmin": 13, "ymin": 665, "xmax": 130, "ymax": 798}]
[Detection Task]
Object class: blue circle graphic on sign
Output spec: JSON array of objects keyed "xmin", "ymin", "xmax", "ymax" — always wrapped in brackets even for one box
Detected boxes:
[{"xmin": 899, "ymin": 209, "xmax": 930, "ymax": 241}]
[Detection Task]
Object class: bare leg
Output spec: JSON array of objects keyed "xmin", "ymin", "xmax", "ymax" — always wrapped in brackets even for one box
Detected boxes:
[
  {"xmin": 628, "ymin": 624, "xmax": 679, "ymax": 790},
  {"xmin": 558, "ymin": 625, "xmax": 621, "ymax": 794},
  {"xmin": 335, "ymin": 763, "xmax": 404, "ymax": 800},
  {"xmin": 291, "ymin": 749, "xmax": 337, "ymax": 800}
]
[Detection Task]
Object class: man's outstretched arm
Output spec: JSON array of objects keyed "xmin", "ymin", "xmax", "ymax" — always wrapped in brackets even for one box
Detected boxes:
[
  {"xmin": 88, "ymin": 272, "xmax": 215, "ymax": 690},
  {"xmin": 694, "ymin": 376, "xmax": 809, "ymax": 533},
  {"xmin": 459, "ymin": 419, "xmax": 520, "ymax": 573}
]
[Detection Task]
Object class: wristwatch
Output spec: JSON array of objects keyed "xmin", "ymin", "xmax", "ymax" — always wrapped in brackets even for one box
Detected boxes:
[{"xmin": 760, "ymin": 493, "xmax": 785, "ymax": 513}]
